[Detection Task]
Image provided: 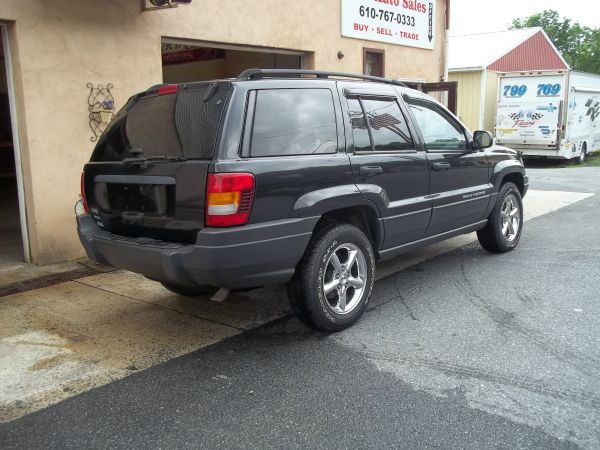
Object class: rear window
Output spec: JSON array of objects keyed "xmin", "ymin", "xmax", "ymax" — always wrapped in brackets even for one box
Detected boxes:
[
  {"xmin": 90, "ymin": 84, "xmax": 231, "ymax": 161},
  {"xmin": 250, "ymin": 89, "xmax": 337, "ymax": 157}
]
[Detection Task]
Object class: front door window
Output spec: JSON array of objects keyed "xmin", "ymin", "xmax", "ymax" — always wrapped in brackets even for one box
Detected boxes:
[{"xmin": 407, "ymin": 98, "xmax": 467, "ymax": 151}]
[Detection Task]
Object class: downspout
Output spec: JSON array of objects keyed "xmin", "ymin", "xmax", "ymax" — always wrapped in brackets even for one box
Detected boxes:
[
  {"xmin": 443, "ymin": 0, "xmax": 449, "ymax": 81},
  {"xmin": 443, "ymin": 30, "xmax": 449, "ymax": 81}
]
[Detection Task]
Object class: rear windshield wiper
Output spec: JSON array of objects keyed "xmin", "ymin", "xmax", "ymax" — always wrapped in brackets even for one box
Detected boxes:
[{"xmin": 123, "ymin": 155, "xmax": 188, "ymax": 166}]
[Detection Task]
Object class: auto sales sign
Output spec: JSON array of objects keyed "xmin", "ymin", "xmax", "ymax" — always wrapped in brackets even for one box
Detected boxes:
[{"xmin": 341, "ymin": 0, "xmax": 436, "ymax": 50}]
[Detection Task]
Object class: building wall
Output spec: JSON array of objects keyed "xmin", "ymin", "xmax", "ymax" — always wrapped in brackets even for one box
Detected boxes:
[
  {"xmin": 483, "ymin": 71, "xmax": 500, "ymax": 134},
  {"xmin": 448, "ymin": 70, "xmax": 481, "ymax": 131},
  {"xmin": 0, "ymin": 0, "xmax": 447, "ymax": 265}
]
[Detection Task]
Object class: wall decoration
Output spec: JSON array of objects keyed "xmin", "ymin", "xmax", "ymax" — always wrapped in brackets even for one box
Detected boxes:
[{"xmin": 87, "ymin": 83, "xmax": 115, "ymax": 142}]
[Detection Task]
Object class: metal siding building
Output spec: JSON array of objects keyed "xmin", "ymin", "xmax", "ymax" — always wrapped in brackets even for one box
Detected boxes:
[
  {"xmin": 448, "ymin": 28, "xmax": 569, "ymax": 132},
  {"xmin": 487, "ymin": 31, "xmax": 568, "ymax": 72},
  {"xmin": 448, "ymin": 71, "xmax": 481, "ymax": 131}
]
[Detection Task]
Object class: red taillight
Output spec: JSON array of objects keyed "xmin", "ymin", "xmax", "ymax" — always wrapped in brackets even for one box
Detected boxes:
[
  {"xmin": 80, "ymin": 172, "xmax": 90, "ymax": 213},
  {"xmin": 158, "ymin": 84, "xmax": 178, "ymax": 96},
  {"xmin": 206, "ymin": 173, "xmax": 255, "ymax": 227}
]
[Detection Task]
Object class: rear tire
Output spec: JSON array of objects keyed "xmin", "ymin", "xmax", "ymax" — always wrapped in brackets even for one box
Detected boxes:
[
  {"xmin": 160, "ymin": 281, "xmax": 217, "ymax": 297},
  {"xmin": 576, "ymin": 143, "xmax": 587, "ymax": 165},
  {"xmin": 477, "ymin": 182, "xmax": 523, "ymax": 253},
  {"xmin": 287, "ymin": 223, "xmax": 375, "ymax": 332}
]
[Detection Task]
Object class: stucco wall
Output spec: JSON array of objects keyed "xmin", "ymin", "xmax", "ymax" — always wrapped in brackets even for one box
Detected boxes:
[{"xmin": 0, "ymin": 0, "xmax": 447, "ymax": 265}]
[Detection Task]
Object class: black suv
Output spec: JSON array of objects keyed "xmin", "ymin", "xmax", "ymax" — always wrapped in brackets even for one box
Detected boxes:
[{"xmin": 78, "ymin": 69, "xmax": 528, "ymax": 331}]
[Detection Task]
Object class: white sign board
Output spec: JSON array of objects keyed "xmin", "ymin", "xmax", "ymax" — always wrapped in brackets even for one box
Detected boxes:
[{"xmin": 341, "ymin": 0, "xmax": 436, "ymax": 50}]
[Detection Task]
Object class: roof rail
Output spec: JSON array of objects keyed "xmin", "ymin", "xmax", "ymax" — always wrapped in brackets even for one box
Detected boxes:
[{"xmin": 237, "ymin": 69, "xmax": 408, "ymax": 88}]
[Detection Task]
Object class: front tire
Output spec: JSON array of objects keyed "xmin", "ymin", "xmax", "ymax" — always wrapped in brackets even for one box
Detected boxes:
[
  {"xmin": 477, "ymin": 182, "xmax": 523, "ymax": 253},
  {"xmin": 287, "ymin": 223, "xmax": 375, "ymax": 332}
]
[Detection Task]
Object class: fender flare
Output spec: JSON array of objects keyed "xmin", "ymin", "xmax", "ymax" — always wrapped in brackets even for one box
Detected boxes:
[
  {"xmin": 293, "ymin": 184, "xmax": 385, "ymax": 249},
  {"xmin": 491, "ymin": 160, "xmax": 526, "ymax": 193}
]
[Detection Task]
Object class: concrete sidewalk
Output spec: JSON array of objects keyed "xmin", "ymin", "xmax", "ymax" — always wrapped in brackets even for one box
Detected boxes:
[{"xmin": 0, "ymin": 189, "xmax": 592, "ymax": 422}]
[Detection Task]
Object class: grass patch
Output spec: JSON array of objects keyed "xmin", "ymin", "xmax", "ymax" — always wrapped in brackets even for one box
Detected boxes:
[{"xmin": 581, "ymin": 153, "xmax": 600, "ymax": 167}]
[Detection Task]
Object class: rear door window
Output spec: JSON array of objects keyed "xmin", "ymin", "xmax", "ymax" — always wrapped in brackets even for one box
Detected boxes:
[
  {"xmin": 348, "ymin": 98, "xmax": 372, "ymax": 152},
  {"xmin": 91, "ymin": 84, "xmax": 231, "ymax": 161},
  {"xmin": 249, "ymin": 89, "xmax": 338, "ymax": 157},
  {"xmin": 348, "ymin": 97, "xmax": 413, "ymax": 152}
]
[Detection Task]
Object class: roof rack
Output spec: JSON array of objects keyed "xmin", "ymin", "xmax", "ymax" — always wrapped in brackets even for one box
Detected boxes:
[{"xmin": 237, "ymin": 69, "xmax": 408, "ymax": 88}]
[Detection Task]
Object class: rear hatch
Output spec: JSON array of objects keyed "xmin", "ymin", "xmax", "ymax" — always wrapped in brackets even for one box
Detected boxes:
[
  {"xmin": 83, "ymin": 82, "xmax": 232, "ymax": 243},
  {"xmin": 496, "ymin": 100, "xmax": 562, "ymax": 147}
]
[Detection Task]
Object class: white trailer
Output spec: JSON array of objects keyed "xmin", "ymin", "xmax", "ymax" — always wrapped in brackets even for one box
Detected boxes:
[{"xmin": 495, "ymin": 71, "xmax": 600, "ymax": 163}]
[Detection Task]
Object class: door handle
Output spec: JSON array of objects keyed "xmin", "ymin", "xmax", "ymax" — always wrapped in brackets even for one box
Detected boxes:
[
  {"xmin": 359, "ymin": 166, "xmax": 383, "ymax": 176},
  {"xmin": 432, "ymin": 162, "xmax": 451, "ymax": 171}
]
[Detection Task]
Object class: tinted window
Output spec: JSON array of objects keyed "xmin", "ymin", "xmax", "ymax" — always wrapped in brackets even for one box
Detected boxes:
[
  {"xmin": 361, "ymin": 98, "xmax": 413, "ymax": 151},
  {"xmin": 348, "ymin": 98, "xmax": 372, "ymax": 152},
  {"xmin": 250, "ymin": 89, "xmax": 337, "ymax": 157},
  {"xmin": 91, "ymin": 85, "xmax": 231, "ymax": 161},
  {"xmin": 407, "ymin": 98, "xmax": 467, "ymax": 151},
  {"xmin": 348, "ymin": 97, "xmax": 413, "ymax": 152}
]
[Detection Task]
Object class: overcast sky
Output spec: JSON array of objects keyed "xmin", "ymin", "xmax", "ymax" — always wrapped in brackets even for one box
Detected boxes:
[{"xmin": 450, "ymin": 0, "xmax": 600, "ymax": 35}]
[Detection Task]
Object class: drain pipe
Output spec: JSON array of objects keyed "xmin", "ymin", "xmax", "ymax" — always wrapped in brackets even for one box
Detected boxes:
[{"xmin": 443, "ymin": 0, "xmax": 450, "ymax": 81}]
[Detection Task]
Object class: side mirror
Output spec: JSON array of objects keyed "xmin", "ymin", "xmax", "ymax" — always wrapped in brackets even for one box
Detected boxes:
[{"xmin": 473, "ymin": 130, "xmax": 493, "ymax": 150}]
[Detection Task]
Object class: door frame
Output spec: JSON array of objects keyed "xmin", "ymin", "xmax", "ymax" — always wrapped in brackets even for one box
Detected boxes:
[
  {"xmin": 404, "ymin": 81, "xmax": 458, "ymax": 115},
  {"xmin": 161, "ymin": 37, "xmax": 307, "ymax": 74},
  {"xmin": 420, "ymin": 81, "xmax": 458, "ymax": 115},
  {"xmin": 1, "ymin": 23, "xmax": 30, "ymax": 262}
]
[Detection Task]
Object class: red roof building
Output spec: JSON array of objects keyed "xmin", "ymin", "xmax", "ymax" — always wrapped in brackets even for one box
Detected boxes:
[{"xmin": 447, "ymin": 28, "xmax": 569, "ymax": 131}]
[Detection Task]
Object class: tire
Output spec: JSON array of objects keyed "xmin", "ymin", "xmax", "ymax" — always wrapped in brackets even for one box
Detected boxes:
[
  {"xmin": 576, "ymin": 143, "xmax": 587, "ymax": 165},
  {"xmin": 287, "ymin": 223, "xmax": 375, "ymax": 332},
  {"xmin": 477, "ymin": 182, "xmax": 523, "ymax": 253},
  {"xmin": 160, "ymin": 281, "xmax": 217, "ymax": 297}
]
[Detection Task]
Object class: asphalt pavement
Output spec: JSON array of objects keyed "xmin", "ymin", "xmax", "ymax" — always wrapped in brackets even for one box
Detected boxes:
[{"xmin": 1, "ymin": 167, "xmax": 599, "ymax": 449}]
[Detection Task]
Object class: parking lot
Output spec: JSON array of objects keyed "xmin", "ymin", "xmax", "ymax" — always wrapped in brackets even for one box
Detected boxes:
[{"xmin": 1, "ymin": 166, "xmax": 599, "ymax": 449}]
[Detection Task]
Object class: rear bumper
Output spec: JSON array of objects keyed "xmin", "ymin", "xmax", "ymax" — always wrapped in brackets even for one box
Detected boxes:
[
  {"xmin": 77, "ymin": 215, "xmax": 318, "ymax": 289},
  {"xmin": 513, "ymin": 143, "xmax": 575, "ymax": 159}
]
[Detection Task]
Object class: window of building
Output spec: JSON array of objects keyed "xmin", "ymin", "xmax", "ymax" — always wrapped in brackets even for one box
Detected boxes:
[
  {"xmin": 250, "ymin": 89, "xmax": 337, "ymax": 157},
  {"xmin": 363, "ymin": 49, "xmax": 384, "ymax": 78},
  {"xmin": 348, "ymin": 98, "xmax": 413, "ymax": 152},
  {"xmin": 406, "ymin": 98, "xmax": 467, "ymax": 151}
]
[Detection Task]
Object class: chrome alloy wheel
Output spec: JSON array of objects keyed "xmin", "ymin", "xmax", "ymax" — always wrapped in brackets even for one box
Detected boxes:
[
  {"xmin": 322, "ymin": 243, "xmax": 367, "ymax": 315},
  {"xmin": 500, "ymin": 194, "xmax": 521, "ymax": 242}
]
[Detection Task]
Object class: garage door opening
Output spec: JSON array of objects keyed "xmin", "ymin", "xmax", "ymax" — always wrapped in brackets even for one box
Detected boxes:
[
  {"xmin": 0, "ymin": 25, "xmax": 29, "ymax": 265},
  {"xmin": 162, "ymin": 40, "xmax": 304, "ymax": 83}
]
